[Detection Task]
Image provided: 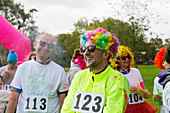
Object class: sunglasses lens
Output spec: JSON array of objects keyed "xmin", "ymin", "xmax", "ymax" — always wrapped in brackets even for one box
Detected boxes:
[
  {"xmin": 127, "ymin": 55, "xmax": 131, "ymax": 59},
  {"xmin": 88, "ymin": 46, "xmax": 95, "ymax": 52},
  {"xmin": 81, "ymin": 47, "xmax": 86, "ymax": 53},
  {"xmin": 48, "ymin": 44, "xmax": 54, "ymax": 49},
  {"xmin": 121, "ymin": 56, "xmax": 126, "ymax": 60},
  {"xmin": 121, "ymin": 55, "xmax": 131, "ymax": 60},
  {"xmin": 40, "ymin": 41, "xmax": 46, "ymax": 47}
]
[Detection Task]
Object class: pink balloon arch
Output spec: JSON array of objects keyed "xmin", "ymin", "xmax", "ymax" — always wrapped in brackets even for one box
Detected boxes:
[{"xmin": 0, "ymin": 16, "xmax": 31, "ymax": 65}]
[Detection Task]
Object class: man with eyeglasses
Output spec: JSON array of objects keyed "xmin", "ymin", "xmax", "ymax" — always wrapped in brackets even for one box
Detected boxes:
[
  {"xmin": 61, "ymin": 28, "xmax": 130, "ymax": 113},
  {"xmin": 7, "ymin": 32, "xmax": 69, "ymax": 113}
]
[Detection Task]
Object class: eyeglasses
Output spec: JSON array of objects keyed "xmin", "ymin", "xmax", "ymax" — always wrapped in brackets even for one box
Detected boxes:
[
  {"xmin": 36, "ymin": 40, "xmax": 54, "ymax": 49},
  {"xmin": 81, "ymin": 45, "xmax": 105, "ymax": 53},
  {"xmin": 7, "ymin": 61, "xmax": 17, "ymax": 65},
  {"xmin": 121, "ymin": 55, "xmax": 131, "ymax": 60}
]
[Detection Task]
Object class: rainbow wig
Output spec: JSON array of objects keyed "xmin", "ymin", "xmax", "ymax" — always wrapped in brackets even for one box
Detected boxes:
[
  {"xmin": 109, "ymin": 45, "xmax": 134, "ymax": 68},
  {"xmin": 154, "ymin": 47, "xmax": 167, "ymax": 69},
  {"xmin": 81, "ymin": 28, "xmax": 120, "ymax": 59}
]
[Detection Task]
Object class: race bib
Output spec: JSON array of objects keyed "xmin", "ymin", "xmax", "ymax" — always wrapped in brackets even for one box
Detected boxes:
[
  {"xmin": 24, "ymin": 96, "xmax": 48, "ymax": 112},
  {"xmin": 71, "ymin": 91, "xmax": 105, "ymax": 113},
  {"xmin": 128, "ymin": 93, "xmax": 144, "ymax": 104},
  {"xmin": 3, "ymin": 84, "xmax": 10, "ymax": 90}
]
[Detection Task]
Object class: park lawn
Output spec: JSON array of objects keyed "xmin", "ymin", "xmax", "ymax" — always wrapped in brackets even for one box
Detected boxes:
[
  {"xmin": 138, "ymin": 65, "xmax": 162, "ymax": 113},
  {"xmin": 65, "ymin": 65, "xmax": 163, "ymax": 112}
]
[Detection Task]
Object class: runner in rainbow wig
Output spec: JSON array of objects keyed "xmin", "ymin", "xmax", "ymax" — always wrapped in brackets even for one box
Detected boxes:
[
  {"xmin": 61, "ymin": 28, "xmax": 130, "ymax": 113},
  {"xmin": 109, "ymin": 45, "xmax": 158, "ymax": 113}
]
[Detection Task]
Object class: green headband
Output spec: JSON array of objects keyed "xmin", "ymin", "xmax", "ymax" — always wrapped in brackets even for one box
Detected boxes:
[
  {"xmin": 96, "ymin": 46, "xmax": 105, "ymax": 50},
  {"xmin": 7, "ymin": 61, "xmax": 17, "ymax": 65}
]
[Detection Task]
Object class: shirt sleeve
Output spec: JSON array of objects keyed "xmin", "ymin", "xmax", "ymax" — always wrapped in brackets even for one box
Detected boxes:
[
  {"xmin": 10, "ymin": 65, "xmax": 22, "ymax": 90},
  {"xmin": 103, "ymin": 74, "xmax": 130, "ymax": 113},
  {"xmin": 136, "ymin": 68, "xmax": 143, "ymax": 83},
  {"xmin": 153, "ymin": 77, "xmax": 158, "ymax": 94},
  {"xmin": 58, "ymin": 68, "xmax": 69, "ymax": 93},
  {"xmin": 61, "ymin": 72, "xmax": 79, "ymax": 113}
]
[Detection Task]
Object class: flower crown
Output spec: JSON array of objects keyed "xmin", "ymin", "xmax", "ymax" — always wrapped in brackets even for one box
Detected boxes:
[
  {"xmin": 80, "ymin": 28, "xmax": 120, "ymax": 59},
  {"xmin": 154, "ymin": 47, "xmax": 167, "ymax": 69},
  {"xmin": 109, "ymin": 45, "xmax": 134, "ymax": 68}
]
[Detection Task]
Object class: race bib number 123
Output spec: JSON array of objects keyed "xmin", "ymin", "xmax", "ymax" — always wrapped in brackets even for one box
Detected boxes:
[{"xmin": 71, "ymin": 91, "xmax": 105, "ymax": 113}]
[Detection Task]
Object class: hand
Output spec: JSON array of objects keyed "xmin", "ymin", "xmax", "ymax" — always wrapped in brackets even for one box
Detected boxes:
[
  {"xmin": 143, "ymin": 92, "xmax": 151, "ymax": 98},
  {"xmin": 153, "ymin": 94, "xmax": 162, "ymax": 101},
  {"xmin": 130, "ymin": 86, "xmax": 137, "ymax": 93},
  {"xmin": 1, "ymin": 70, "xmax": 9, "ymax": 77}
]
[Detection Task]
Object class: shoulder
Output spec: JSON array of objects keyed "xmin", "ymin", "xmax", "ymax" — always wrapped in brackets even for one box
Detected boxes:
[
  {"xmin": 0, "ymin": 65, "xmax": 8, "ymax": 71},
  {"xmin": 73, "ymin": 69, "xmax": 88, "ymax": 79},
  {"xmin": 17, "ymin": 60, "xmax": 33, "ymax": 68},
  {"xmin": 50, "ymin": 61, "xmax": 65, "ymax": 71},
  {"xmin": 130, "ymin": 68, "xmax": 140, "ymax": 72},
  {"xmin": 107, "ymin": 66, "xmax": 127, "ymax": 80}
]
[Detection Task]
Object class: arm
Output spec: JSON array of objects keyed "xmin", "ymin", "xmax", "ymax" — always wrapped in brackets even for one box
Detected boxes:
[
  {"xmin": 59, "ymin": 93, "xmax": 67, "ymax": 108},
  {"xmin": 103, "ymin": 75, "xmax": 130, "ymax": 113},
  {"xmin": 6, "ymin": 91, "xmax": 20, "ymax": 113},
  {"xmin": 61, "ymin": 73, "xmax": 78, "ymax": 113}
]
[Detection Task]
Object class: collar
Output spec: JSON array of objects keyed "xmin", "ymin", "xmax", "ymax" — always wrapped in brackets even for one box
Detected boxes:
[
  {"xmin": 88, "ymin": 65, "xmax": 110, "ymax": 81},
  {"xmin": 117, "ymin": 66, "xmax": 130, "ymax": 75},
  {"xmin": 158, "ymin": 68, "xmax": 170, "ymax": 89},
  {"xmin": 89, "ymin": 65, "xmax": 108, "ymax": 74},
  {"xmin": 34, "ymin": 57, "xmax": 51, "ymax": 65}
]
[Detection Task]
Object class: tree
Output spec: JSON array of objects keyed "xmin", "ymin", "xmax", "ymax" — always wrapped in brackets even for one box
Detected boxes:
[
  {"xmin": 0, "ymin": 0, "xmax": 38, "ymax": 51},
  {"xmin": 73, "ymin": 17, "xmax": 147, "ymax": 63},
  {"xmin": 164, "ymin": 38, "xmax": 170, "ymax": 48},
  {"xmin": 56, "ymin": 31, "xmax": 81, "ymax": 66},
  {"xmin": 105, "ymin": 0, "xmax": 167, "ymax": 65}
]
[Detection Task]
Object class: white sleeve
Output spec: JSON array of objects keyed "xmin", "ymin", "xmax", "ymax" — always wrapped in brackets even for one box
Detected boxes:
[
  {"xmin": 163, "ymin": 82, "xmax": 170, "ymax": 112},
  {"xmin": 58, "ymin": 69, "xmax": 69, "ymax": 93},
  {"xmin": 153, "ymin": 77, "xmax": 158, "ymax": 94},
  {"xmin": 10, "ymin": 65, "xmax": 22, "ymax": 90},
  {"xmin": 136, "ymin": 68, "xmax": 143, "ymax": 82}
]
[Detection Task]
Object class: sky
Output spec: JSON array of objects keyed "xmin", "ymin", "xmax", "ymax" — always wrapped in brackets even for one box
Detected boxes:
[{"xmin": 14, "ymin": 0, "xmax": 170, "ymax": 43}]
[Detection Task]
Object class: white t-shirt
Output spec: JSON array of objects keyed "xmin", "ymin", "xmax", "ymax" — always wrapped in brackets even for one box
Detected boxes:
[
  {"xmin": 153, "ymin": 76, "xmax": 163, "ymax": 94},
  {"xmin": 153, "ymin": 76, "xmax": 165, "ymax": 113},
  {"xmin": 163, "ymin": 81, "xmax": 170, "ymax": 113},
  {"xmin": 125, "ymin": 68, "xmax": 144, "ymax": 104},
  {"xmin": 125, "ymin": 68, "xmax": 143, "ymax": 86},
  {"xmin": 11, "ymin": 59, "xmax": 69, "ymax": 113}
]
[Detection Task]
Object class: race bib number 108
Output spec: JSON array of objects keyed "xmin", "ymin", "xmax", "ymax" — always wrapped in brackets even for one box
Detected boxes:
[
  {"xmin": 24, "ymin": 96, "xmax": 48, "ymax": 112},
  {"xmin": 71, "ymin": 91, "xmax": 105, "ymax": 113}
]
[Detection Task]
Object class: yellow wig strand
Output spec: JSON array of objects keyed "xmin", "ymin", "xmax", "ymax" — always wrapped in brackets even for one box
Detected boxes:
[{"xmin": 109, "ymin": 45, "xmax": 134, "ymax": 68}]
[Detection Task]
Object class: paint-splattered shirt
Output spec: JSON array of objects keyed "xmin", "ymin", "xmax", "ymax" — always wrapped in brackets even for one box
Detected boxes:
[
  {"xmin": 61, "ymin": 65, "xmax": 130, "ymax": 113},
  {"xmin": 11, "ymin": 59, "xmax": 69, "ymax": 113}
]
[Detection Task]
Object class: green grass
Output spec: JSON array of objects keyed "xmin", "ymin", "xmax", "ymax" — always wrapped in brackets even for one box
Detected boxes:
[
  {"xmin": 138, "ymin": 65, "xmax": 162, "ymax": 113},
  {"xmin": 64, "ymin": 67, "xmax": 70, "ymax": 72}
]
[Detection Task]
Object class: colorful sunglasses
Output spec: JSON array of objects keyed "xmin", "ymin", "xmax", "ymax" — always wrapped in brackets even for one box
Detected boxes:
[
  {"xmin": 81, "ymin": 45, "xmax": 105, "ymax": 53},
  {"xmin": 121, "ymin": 55, "xmax": 131, "ymax": 60},
  {"xmin": 7, "ymin": 61, "xmax": 17, "ymax": 65},
  {"xmin": 36, "ymin": 40, "xmax": 54, "ymax": 49}
]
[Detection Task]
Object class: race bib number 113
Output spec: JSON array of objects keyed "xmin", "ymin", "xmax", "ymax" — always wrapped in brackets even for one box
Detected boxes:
[
  {"xmin": 24, "ymin": 96, "xmax": 48, "ymax": 112},
  {"xmin": 71, "ymin": 91, "xmax": 105, "ymax": 113}
]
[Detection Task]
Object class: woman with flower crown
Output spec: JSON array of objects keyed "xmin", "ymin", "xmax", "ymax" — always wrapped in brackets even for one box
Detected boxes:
[{"xmin": 110, "ymin": 45, "xmax": 158, "ymax": 113}]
